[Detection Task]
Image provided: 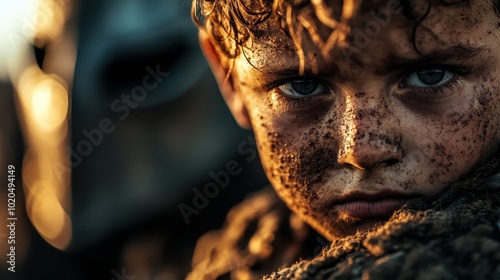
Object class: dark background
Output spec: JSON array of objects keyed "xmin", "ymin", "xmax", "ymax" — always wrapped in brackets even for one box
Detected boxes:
[{"xmin": 0, "ymin": 0, "xmax": 268, "ymax": 279}]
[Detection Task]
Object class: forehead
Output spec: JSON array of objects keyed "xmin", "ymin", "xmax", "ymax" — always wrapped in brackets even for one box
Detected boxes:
[{"xmin": 237, "ymin": 0, "xmax": 496, "ymax": 73}]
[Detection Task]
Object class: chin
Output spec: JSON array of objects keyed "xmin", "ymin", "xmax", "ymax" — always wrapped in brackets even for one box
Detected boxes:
[{"xmin": 305, "ymin": 212, "xmax": 391, "ymax": 240}]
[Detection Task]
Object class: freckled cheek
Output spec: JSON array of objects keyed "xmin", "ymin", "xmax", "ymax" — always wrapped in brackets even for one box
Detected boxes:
[
  {"xmin": 415, "ymin": 108, "xmax": 498, "ymax": 188},
  {"xmin": 246, "ymin": 104, "xmax": 329, "ymax": 200},
  {"xmin": 244, "ymin": 103, "xmax": 340, "ymax": 234},
  {"xmin": 252, "ymin": 128, "xmax": 318, "ymax": 216},
  {"xmin": 245, "ymin": 108, "xmax": 294, "ymax": 175}
]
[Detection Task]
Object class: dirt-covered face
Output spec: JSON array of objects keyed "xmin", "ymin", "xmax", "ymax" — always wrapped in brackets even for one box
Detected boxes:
[{"xmin": 203, "ymin": 0, "xmax": 500, "ymax": 239}]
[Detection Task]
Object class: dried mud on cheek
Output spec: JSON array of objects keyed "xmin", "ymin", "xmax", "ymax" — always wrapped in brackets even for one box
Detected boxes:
[
  {"xmin": 259, "ymin": 117, "xmax": 342, "ymax": 220},
  {"xmin": 427, "ymin": 81, "xmax": 499, "ymax": 185},
  {"xmin": 260, "ymin": 130, "xmax": 315, "ymax": 215}
]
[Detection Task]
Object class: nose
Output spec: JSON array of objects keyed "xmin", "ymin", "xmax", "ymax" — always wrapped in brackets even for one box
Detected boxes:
[{"xmin": 337, "ymin": 97, "xmax": 403, "ymax": 170}]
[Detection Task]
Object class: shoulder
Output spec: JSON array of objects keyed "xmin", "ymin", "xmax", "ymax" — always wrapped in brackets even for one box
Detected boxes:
[{"xmin": 187, "ymin": 187, "xmax": 323, "ymax": 280}]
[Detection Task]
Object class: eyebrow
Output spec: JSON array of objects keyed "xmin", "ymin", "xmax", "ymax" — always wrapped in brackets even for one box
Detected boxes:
[
  {"xmin": 255, "ymin": 61, "xmax": 340, "ymax": 78},
  {"xmin": 382, "ymin": 45, "xmax": 486, "ymax": 73},
  {"xmin": 248, "ymin": 44, "xmax": 486, "ymax": 80}
]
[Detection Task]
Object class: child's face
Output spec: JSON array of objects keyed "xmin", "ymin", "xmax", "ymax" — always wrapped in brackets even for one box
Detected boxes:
[{"xmin": 204, "ymin": 0, "xmax": 500, "ymax": 239}]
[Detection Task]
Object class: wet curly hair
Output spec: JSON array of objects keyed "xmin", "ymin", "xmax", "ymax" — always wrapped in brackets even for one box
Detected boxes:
[
  {"xmin": 192, "ymin": 0, "xmax": 500, "ymax": 73},
  {"xmin": 192, "ymin": 0, "xmax": 356, "ymax": 73}
]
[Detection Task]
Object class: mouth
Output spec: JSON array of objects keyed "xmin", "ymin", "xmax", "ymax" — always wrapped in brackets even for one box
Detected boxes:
[{"xmin": 335, "ymin": 191, "xmax": 414, "ymax": 219}]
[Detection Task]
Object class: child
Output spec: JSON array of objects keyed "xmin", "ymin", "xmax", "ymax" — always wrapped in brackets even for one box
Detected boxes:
[{"xmin": 188, "ymin": 0, "xmax": 500, "ymax": 279}]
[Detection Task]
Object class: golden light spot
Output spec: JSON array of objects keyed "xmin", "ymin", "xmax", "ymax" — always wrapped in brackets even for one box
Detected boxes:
[
  {"xmin": 16, "ymin": 67, "xmax": 72, "ymax": 251},
  {"xmin": 29, "ymin": 185, "xmax": 72, "ymax": 250},
  {"xmin": 9, "ymin": 0, "xmax": 73, "ymax": 252},
  {"xmin": 22, "ymin": 150, "xmax": 46, "ymax": 192},
  {"xmin": 33, "ymin": 0, "xmax": 69, "ymax": 47},
  {"xmin": 31, "ymin": 77, "xmax": 68, "ymax": 131}
]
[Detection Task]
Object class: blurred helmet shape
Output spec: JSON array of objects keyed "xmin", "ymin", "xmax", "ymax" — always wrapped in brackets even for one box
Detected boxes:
[{"xmin": 71, "ymin": 0, "xmax": 246, "ymax": 251}]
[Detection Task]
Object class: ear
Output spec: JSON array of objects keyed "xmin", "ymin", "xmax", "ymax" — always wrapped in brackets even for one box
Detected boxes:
[{"xmin": 199, "ymin": 33, "xmax": 252, "ymax": 129}]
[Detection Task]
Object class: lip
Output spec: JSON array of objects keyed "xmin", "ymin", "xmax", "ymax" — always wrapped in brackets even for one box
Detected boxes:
[{"xmin": 335, "ymin": 190, "xmax": 414, "ymax": 219}]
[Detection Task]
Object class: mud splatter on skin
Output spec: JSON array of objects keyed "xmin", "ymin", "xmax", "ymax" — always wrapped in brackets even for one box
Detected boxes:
[{"xmin": 228, "ymin": 0, "xmax": 500, "ymax": 240}]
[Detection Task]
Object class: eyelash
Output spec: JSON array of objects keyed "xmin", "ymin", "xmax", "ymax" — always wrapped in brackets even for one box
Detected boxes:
[
  {"xmin": 267, "ymin": 67, "xmax": 465, "ymax": 107},
  {"xmin": 397, "ymin": 67, "xmax": 464, "ymax": 99},
  {"xmin": 400, "ymin": 79, "xmax": 462, "ymax": 100},
  {"xmin": 271, "ymin": 88, "xmax": 324, "ymax": 110},
  {"xmin": 269, "ymin": 77, "xmax": 331, "ymax": 109}
]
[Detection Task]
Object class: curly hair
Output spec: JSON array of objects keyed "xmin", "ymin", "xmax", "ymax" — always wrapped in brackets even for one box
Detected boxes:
[
  {"xmin": 192, "ymin": 0, "xmax": 358, "ymax": 74},
  {"xmin": 192, "ymin": 0, "xmax": 500, "ymax": 73}
]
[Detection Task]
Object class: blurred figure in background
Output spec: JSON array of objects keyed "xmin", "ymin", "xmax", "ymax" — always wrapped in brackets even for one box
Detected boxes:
[
  {"xmin": 0, "ymin": 0, "xmax": 267, "ymax": 279},
  {"xmin": 72, "ymin": 0, "xmax": 267, "ymax": 278}
]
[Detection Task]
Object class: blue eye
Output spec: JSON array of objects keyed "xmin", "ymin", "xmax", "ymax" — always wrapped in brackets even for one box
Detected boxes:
[
  {"xmin": 278, "ymin": 79, "xmax": 329, "ymax": 97},
  {"xmin": 401, "ymin": 69, "xmax": 455, "ymax": 88}
]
